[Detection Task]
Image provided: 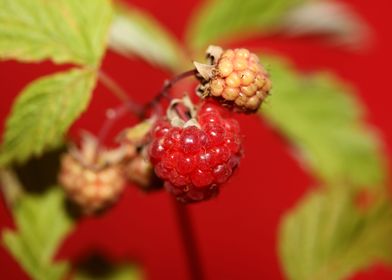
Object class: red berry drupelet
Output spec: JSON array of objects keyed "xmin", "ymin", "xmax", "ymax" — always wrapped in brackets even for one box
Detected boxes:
[{"xmin": 148, "ymin": 100, "xmax": 242, "ymax": 203}]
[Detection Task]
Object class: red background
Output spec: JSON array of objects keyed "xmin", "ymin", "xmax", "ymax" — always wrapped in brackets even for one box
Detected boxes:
[{"xmin": 1, "ymin": 0, "xmax": 392, "ymax": 279}]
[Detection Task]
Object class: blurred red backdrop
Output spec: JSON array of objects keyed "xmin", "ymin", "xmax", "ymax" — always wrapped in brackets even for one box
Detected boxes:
[{"xmin": 1, "ymin": 0, "xmax": 392, "ymax": 279}]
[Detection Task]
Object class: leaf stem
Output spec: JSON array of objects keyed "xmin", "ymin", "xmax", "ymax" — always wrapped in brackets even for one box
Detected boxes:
[{"xmin": 172, "ymin": 197, "xmax": 204, "ymax": 280}]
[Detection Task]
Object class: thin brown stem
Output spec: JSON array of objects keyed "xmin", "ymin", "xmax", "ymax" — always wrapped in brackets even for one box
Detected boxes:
[
  {"xmin": 144, "ymin": 69, "xmax": 197, "ymax": 117},
  {"xmin": 95, "ymin": 103, "xmax": 131, "ymax": 155},
  {"xmin": 95, "ymin": 69, "xmax": 198, "ymax": 156},
  {"xmin": 98, "ymin": 70, "xmax": 144, "ymax": 117},
  {"xmin": 172, "ymin": 197, "xmax": 204, "ymax": 280}
]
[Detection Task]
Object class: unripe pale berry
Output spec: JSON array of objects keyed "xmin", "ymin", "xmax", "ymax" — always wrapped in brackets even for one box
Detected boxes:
[
  {"xmin": 198, "ymin": 47, "xmax": 271, "ymax": 113},
  {"xmin": 58, "ymin": 134, "xmax": 127, "ymax": 214},
  {"xmin": 59, "ymin": 154, "xmax": 125, "ymax": 214}
]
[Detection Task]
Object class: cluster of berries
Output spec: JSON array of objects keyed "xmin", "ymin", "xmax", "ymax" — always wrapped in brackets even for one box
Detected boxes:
[{"xmin": 58, "ymin": 46, "xmax": 271, "ymax": 214}]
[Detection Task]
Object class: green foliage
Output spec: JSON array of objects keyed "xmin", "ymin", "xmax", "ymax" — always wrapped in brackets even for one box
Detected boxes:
[
  {"xmin": 0, "ymin": 1, "xmax": 389, "ymax": 280},
  {"xmin": 279, "ymin": 188, "xmax": 392, "ymax": 280},
  {"xmin": 2, "ymin": 188, "xmax": 73, "ymax": 280},
  {"xmin": 75, "ymin": 264, "xmax": 143, "ymax": 280},
  {"xmin": 109, "ymin": 2, "xmax": 187, "ymax": 72},
  {"xmin": 0, "ymin": 0, "xmax": 113, "ymax": 66},
  {"xmin": 0, "ymin": 0, "xmax": 114, "ymax": 166},
  {"xmin": 275, "ymin": 1, "xmax": 369, "ymax": 50},
  {"xmin": 260, "ymin": 56, "xmax": 386, "ymax": 189},
  {"xmin": 186, "ymin": 0, "xmax": 308, "ymax": 50},
  {"xmin": 0, "ymin": 69, "xmax": 96, "ymax": 166}
]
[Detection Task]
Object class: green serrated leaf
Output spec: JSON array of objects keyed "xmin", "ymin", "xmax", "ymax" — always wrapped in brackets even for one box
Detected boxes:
[
  {"xmin": 2, "ymin": 187, "xmax": 73, "ymax": 280},
  {"xmin": 0, "ymin": 68, "xmax": 96, "ymax": 166},
  {"xmin": 186, "ymin": 0, "xmax": 309, "ymax": 50},
  {"xmin": 0, "ymin": 0, "xmax": 113, "ymax": 66},
  {"xmin": 260, "ymin": 56, "xmax": 385, "ymax": 189},
  {"xmin": 109, "ymin": 3, "xmax": 187, "ymax": 72},
  {"xmin": 279, "ymin": 188, "xmax": 392, "ymax": 280}
]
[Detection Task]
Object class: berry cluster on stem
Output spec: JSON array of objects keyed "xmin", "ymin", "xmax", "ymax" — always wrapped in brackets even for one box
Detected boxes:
[{"xmin": 59, "ymin": 45, "xmax": 271, "ymax": 211}]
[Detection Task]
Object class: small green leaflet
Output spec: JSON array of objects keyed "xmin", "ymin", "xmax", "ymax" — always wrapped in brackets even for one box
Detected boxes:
[
  {"xmin": 0, "ymin": 69, "xmax": 96, "ymax": 166},
  {"xmin": 186, "ymin": 0, "xmax": 308, "ymax": 50},
  {"xmin": 279, "ymin": 188, "xmax": 392, "ymax": 280},
  {"xmin": 0, "ymin": 0, "xmax": 113, "ymax": 66},
  {"xmin": 261, "ymin": 56, "xmax": 386, "ymax": 189},
  {"xmin": 109, "ymin": 3, "xmax": 187, "ymax": 72},
  {"xmin": 2, "ymin": 187, "xmax": 74, "ymax": 280},
  {"xmin": 75, "ymin": 264, "xmax": 143, "ymax": 280}
]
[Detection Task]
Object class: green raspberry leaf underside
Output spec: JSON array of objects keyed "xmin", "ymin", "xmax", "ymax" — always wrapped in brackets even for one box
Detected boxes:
[
  {"xmin": 261, "ymin": 56, "xmax": 386, "ymax": 189},
  {"xmin": 279, "ymin": 188, "xmax": 392, "ymax": 280},
  {"xmin": 186, "ymin": 0, "xmax": 308, "ymax": 50},
  {"xmin": 0, "ymin": 69, "xmax": 96, "ymax": 166},
  {"xmin": 0, "ymin": 0, "xmax": 113, "ymax": 66},
  {"xmin": 109, "ymin": 2, "xmax": 187, "ymax": 72},
  {"xmin": 2, "ymin": 188, "xmax": 73, "ymax": 280}
]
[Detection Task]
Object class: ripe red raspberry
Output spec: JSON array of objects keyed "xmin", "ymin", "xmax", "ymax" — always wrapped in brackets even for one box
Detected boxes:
[
  {"xmin": 148, "ymin": 100, "xmax": 242, "ymax": 203},
  {"xmin": 58, "ymin": 134, "xmax": 126, "ymax": 214},
  {"xmin": 196, "ymin": 46, "xmax": 271, "ymax": 113}
]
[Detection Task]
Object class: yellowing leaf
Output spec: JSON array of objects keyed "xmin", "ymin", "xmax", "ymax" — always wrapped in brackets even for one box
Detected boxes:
[
  {"xmin": 186, "ymin": 0, "xmax": 308, "ymax": 50},
  {"xmin": 186, "ymin": 0, "xmax": 369, "ymax": 51},
  {"xmin": 0, "ymin": 0, "xmax": 113, "ymax": 66},
  {"xmin": 0, "ymin": 69, "xmax": 96, "ymax": 166},
  {"xmin": 279, "ymin": 1, "xmax": 370, "ymax": 50},
  {"xmin": 279, "ymin": 188, "xmax": 392, "ymax": 280},
  {"xmin": 109, "ymin": 3, "xmax": 187, "ymax": 72},
  {"xmin": 2, "ymin": 188, "xmax": 73, "ymax": 280},
  {"xmin": 261, "ymin": 56, "xmax": 386, "ymax": 189}
]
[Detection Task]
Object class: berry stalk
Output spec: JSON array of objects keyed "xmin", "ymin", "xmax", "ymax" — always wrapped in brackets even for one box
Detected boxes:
[
  {"xmin": 144, "ymin": 69, "xmax": 198, "ymax": 117},
  {"xmin": 96, "ymin": 103, "xmax": 131, "ymax": 155},
  {"xmin": 98, "ymin": 70, "xmax": 144, "ymax": 117},
  {"xmin": 96, "ymin": 69, "xmax": 198, "ymax": 152},
  {"xmin": 173, "ymin": 197, "xmax": 204, "ymax": 280}
]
